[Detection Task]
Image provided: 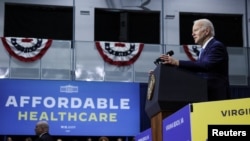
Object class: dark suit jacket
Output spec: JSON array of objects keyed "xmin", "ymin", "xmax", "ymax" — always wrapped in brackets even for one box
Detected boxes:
[
  {"xmin": 36, "ymin": 133, "xmax": 54, "ymax": 141},
  {"xmin": 179, "ymin": 38, "xmax": 230, "ymax": 101}
]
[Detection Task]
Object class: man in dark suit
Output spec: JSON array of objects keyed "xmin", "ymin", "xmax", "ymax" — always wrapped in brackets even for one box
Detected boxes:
[
  {"xmin": 35, "ymin": 121, "xmax": 54, "ymax": 141},
  {"xmin": 161, "ymin": 18, "xmax": 230, "ymax": 101}
]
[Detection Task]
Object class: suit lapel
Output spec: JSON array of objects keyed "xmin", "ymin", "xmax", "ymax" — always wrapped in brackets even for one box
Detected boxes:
[{"xmin": 201, "ymin": 38, "xmax": 216, "ymax": 58}]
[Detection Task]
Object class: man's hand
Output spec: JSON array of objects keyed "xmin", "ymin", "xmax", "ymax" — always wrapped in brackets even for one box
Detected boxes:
[{"xmin": 160, "ymin": 54, "xmax": 179, "ymax": 66}]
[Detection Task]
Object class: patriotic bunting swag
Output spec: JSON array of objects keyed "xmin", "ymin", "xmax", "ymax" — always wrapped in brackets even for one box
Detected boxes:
[
  {"xmin": 95, "ymin": 41, "xmax": 144, "ymax": 66},
  {"xmin": 1, "ymin": 37, "xmax": 52, "ymax": 62},
  {"xmin": 183, "ymin": 44, "xmax": 201, "ymax": 61}
]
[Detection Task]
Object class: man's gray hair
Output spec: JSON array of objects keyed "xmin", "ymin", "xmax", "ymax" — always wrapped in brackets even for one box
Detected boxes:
[
  {"xmin": 37, "ymin": 120, "xmax": 50, "ymax": 132},
  {"xmin": 194, "ymin": 18, "xmax": 215, "ymax": 36}
]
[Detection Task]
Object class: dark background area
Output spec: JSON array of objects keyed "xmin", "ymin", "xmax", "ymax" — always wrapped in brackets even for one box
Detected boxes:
[
  {"xmin": 94, "ymin": 8, "xmax": 161, "ymax": 44},
  {"xmin": 179, "ymin": 12, "xmax": 243, "ymax": 47},
  {"xmin": 4, "ymin": 3, "xmax": 73, "ymax": 40}
]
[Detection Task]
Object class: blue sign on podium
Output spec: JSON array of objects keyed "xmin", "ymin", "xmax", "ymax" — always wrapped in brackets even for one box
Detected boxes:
[
  {"xmin": 162, "ymin": 104, "xmax": 192, "ymax": 141},
  {"xmin": 135, "ymin": 128, "xmax": 152, "ymax": 141}
]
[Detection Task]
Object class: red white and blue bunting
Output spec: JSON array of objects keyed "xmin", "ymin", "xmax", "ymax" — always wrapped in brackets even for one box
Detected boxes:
[
  {"xmin": 1, "ymin": 37, "xmax": 52, "ymax": 62},
  {"xmin": 183, "ymin": 44, "xmax": 201, "ymax": 61},
  {"xmin": 95, "ymin": 41, "xmax": 144, "ymax": 66}
]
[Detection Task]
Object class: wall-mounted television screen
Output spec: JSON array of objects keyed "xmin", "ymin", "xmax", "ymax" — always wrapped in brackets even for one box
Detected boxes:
[
  {"xmin": 4, "ymin": 3, "xmax": 73, "ymax": 40},
  {"xmin": 95, "ymin": 8, "xmax": 161, "ymax": 44}
]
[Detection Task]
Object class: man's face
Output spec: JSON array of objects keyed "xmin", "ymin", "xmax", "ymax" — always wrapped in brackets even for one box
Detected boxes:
[
  {"xmin": 35, "ymin": 124, "xmax": 43, "ymax": 135},
  {"xmin": 192, "ymin": 22, "xmax": 207, "ymax": 45}
]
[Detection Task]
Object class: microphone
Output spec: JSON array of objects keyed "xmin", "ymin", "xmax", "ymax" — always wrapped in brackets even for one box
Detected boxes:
[{"xmin": 154, "ymin": 50, "xmax": 174, "ymax": 65}]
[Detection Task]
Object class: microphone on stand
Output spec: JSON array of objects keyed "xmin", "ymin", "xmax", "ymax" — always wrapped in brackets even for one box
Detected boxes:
[{"xmin": 154, "ymin": 50, "xmax": 174, "ymax": 65}]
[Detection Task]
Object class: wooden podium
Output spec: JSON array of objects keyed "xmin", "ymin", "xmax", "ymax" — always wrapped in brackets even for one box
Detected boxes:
[{"xmin": 145, "ymin": 64, "xmax": 208, "ymax": 141}]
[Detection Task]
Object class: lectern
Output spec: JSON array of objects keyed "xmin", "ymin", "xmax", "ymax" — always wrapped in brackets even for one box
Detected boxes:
[{"xmin": 145, "ymin": 64, "xmax": 208, "ymax": 141}]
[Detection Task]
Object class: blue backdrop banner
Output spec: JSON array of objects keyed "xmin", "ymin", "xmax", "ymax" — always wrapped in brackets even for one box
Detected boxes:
[{"xmin": 0, "ymin": 79, "xmax": 140, "ymax": 136}]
